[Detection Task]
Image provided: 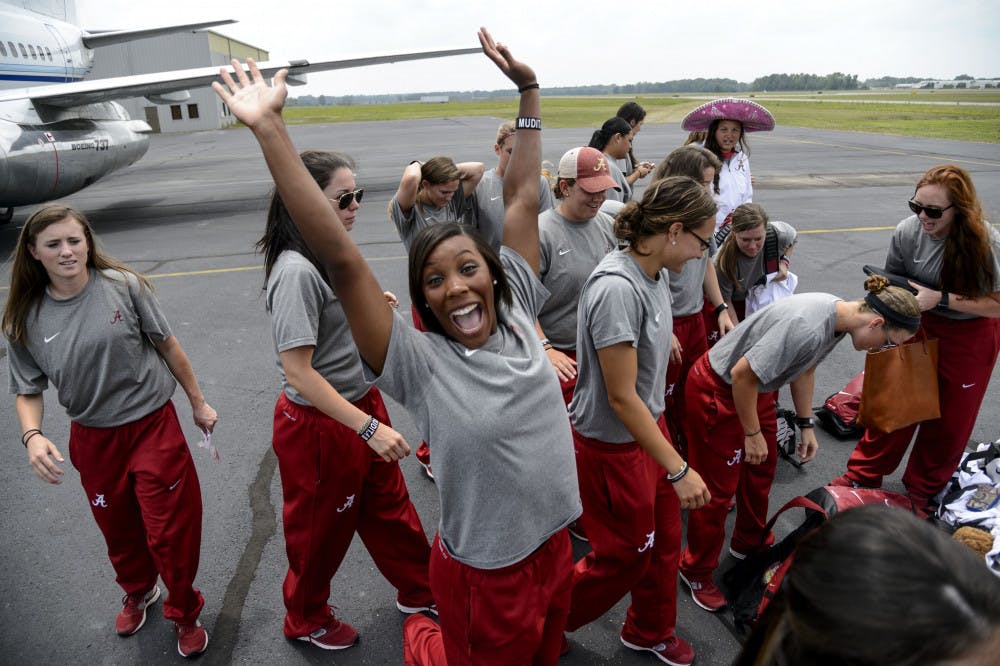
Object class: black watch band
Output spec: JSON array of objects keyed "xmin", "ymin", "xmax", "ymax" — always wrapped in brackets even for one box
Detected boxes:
[
  {"xmin": 795, "ymin": 417, "xmax": 815, "ymax": 429},
  {"xmin": 714, "ymin": 302, "xmax": 729, "ymax": 318},
  {"xmin": 936, "ymin": 291, "xmax": 949, "ymax": 310}
]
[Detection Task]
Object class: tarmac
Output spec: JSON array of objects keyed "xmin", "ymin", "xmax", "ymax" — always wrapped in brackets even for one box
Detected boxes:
[{"xmin": 0, "ymin": 117, "xmax": 998, "ymax": 665}]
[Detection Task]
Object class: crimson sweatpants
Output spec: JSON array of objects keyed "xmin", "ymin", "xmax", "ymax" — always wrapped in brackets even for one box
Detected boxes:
[
  {"xmin": 665, "ymin": 312, "xmax": 708, "ymax": 457},
  {"xmin": 273, "ymin": 389, "xmax": 432, "ymax": 638},
  {"xmin": 680, "ymin": 354, "xmax": 778, "ymax": 579},
  {"xmin": 556, "ymin": 348, "xmax": 578, "ymax": 407},
  {"xmin": 68, "ymin": 400, "xmax": 204, "ymax": 625},
  {"xmin": 566, "ymin": 416, "xmax": 683, "ymax": 646},
  {"xmin": 403, "ymin": 530, "xmax": 572, "ymax": 665},
  {"xmin": 844, "ymin": 314, "xmax": 1000, "ymax": 500}
]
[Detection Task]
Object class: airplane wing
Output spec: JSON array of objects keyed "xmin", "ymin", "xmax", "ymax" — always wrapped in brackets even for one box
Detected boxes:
[
  {"xmin": 0, "ymin": 48, "xmax": 482, "ymax": 108},
  {"xmin": 82, "ymin": 20, "xmax": 239, "ymax": 48}
]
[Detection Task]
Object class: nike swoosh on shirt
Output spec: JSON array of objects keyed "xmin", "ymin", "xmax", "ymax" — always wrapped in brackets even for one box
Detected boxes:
[
  {"xmin": 463, "ymin": 348, "xmax": 478, "ymax": 357},
  {"xmin": 490, "ymin": 195, "xmax": 502, "ymax": 201},
  {"xmin": 962, "ymin": 383, "xmax": 976, "ymax": 389},
  {"xmin": 912, "ymin": 258, "xmax": 925, "ymax": 263},
  {"xmin": 43, "ymin": 332, "xmax": 61, "ymax": 343},
  {"xmin": 558, "ymin": 249, "xmax": 572, "ymax": 256}
]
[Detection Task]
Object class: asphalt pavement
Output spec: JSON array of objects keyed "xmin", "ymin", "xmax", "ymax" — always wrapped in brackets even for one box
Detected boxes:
[{"xmin": 1, "ymin": 117, "xmax": 998, "ymax": 665}]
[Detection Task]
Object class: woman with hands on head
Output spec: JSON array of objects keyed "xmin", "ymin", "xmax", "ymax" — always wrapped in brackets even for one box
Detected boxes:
[
  {"xmin": 835, "ymin": 164, "xmax": 1000, "ymax": 514},
  {"xmin": 678, "ymin": 277, "xmax": 921, "ymax": 616},
  {"xmin": 3, "ymin": 205, "xmax": 217, "ymax": 658},
  {"xmin": 563, "ymin": 176, "xmax": 714, "ymax": 666},
  {"xmin": 213, "ymin": 29, "xmax": 580, "ymax": 665},
  {"xmin": 257, "ymin": 150, "xmax": 433, "ymax": 651}
]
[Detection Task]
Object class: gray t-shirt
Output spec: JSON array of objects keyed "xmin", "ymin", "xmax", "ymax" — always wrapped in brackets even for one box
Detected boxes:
[
  {"xmin": 885, "ymin": 215, "xmax": 1000, "ymax": 321},
  {"xmin": 267, "ymin": 251, "xmax": 367, "ymax": 404},
  {"xmin": 538, "ymin": 208, "xmax": 617, "ymax": 348},
  {"xmin": 390, "ymin": 186, "xmax": 472, "ymax": 253},
  {"xmin": 7, "ymin": 269, "xmax": 176, "ymax": 427},
  {"xmin": 716, "ymin": 220, "xmax": 797, "ymax": 301},
  {"xmin": 570, "ymin": 250, "xmax": 672, "ymax": 442},
  {"xmin": 668, "ymin": 253, "xmax": 710, "ymax": 317},
  {"xmin": 473, "ymin": 169, "xmax": 555, "ymax": 251},
  {"xmin": 364, "ymin": 248, "xmax": 580, "ymax": 569},
  {"xmin": 708, "ymin": 293, "xmax": 845, "ymax": 392},
  {"xmin": 603, "ymin": 152, "xmax": 632, "ymax": 203}
]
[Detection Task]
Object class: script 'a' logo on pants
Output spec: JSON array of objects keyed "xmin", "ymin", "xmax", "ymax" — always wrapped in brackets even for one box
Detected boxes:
[
  {"xmin": 637, "ymin": 530, "xmax": 656, "ymax": 553},
  {"xmin": 727, "ymin": 449, "xmax": 742, "ymax": 467},
  {"xmin": 92, "ymin": 493, "xmax": 108, "ymax": 508},
  {"xmin": 336, "ymin": 494, "xmax": 355, "ymax": 513}
]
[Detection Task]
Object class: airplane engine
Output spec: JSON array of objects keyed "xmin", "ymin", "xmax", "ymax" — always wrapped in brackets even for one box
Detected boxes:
[{"xmin": 0, "ymin": 103, "xmax": 150, "ymax": 208}]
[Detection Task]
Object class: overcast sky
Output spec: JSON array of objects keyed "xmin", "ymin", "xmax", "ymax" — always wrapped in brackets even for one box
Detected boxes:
[{"xmin": 70, "ymin": 0, "xmax": 1000, "ymax": 96}]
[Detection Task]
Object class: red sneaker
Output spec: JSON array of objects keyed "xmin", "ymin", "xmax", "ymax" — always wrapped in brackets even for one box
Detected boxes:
[
  {"xmin": 115, "ymin": 585, "xmax": 160, "ymax": 636},
  {"xmin": 678, "ymin": 571, "xmax": 726, "ymax": 612},
  {"xmin": 175, "ymin": 620, "xmax": 209, "ymax": 658},
  {"xmin": 620, "ymin": 634, "xmax": 695, "ymax": 666},
  {"xmin": 296, "ymin": 617, "xmax": 358, "ymax": 650}
]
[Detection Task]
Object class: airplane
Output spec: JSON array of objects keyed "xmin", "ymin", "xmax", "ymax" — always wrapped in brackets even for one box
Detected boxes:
[{"xmin": 0, "ymin": 1, "xmax": 479, "ymax": 223}]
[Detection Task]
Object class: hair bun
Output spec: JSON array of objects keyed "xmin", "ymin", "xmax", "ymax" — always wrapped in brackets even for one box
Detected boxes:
[{"xmin": 864, "ymin": 275, "xmax": 889, "ymax": 293}]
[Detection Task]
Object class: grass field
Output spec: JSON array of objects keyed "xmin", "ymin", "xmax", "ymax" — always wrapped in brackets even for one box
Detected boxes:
[{"xmin": 277, "ymin": 91, "xmax": 1000, "ymax": 143}]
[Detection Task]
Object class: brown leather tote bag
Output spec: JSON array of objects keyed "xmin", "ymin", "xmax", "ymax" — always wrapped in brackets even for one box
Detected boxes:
[{"xmin": 857, "ymin": 333, "xmax": 940, "ymax": 433}]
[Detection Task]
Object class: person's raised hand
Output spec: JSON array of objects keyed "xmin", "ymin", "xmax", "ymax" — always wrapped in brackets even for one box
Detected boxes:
[
  {"xmin": 211, "ymin": 58, "xmax": 288, "ymax": 131},
  {"xmin": 478, "ymin": 27, "xmax": 536, "ymax": 90}
]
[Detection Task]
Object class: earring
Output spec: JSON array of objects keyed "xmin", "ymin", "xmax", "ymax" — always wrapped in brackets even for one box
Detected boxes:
[
  {"xmin": 423, "ymin": 303, "xmax": 430, "ymax": 309},
  {"xmin": 492, "ymin": 279, "xmax": 497, "ymax": 285}
]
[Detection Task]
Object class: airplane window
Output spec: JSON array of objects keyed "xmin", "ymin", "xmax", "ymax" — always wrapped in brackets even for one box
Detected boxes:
[
  {"xmin": 45, "ymin": 46, "xmax": 53, "ymax": 60},
  {"xmin": 28, "ymin": 45, "xmax": 37, "ymax": 59},
  {"xmin": 8, "ymin": 42, "xmax": 17, "ymax": 57},
  {"xmin": 19, "ymin": 43, "xmax": 28, "ymax": 58},
  {"xmin": 0, "ymin": 43, "xmax": 6, "ymax": 57}
]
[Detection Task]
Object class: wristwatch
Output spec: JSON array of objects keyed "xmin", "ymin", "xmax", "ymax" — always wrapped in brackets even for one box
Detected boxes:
[
  {"xmin": 936, "ymin": 291, "xmax": 949, "ymax": 310},
  {"xmin": 714, "ymin": 302, "xmax": 729, "ymax": 318},
  {"xmin": 795, "ymin": 417, "xmax": 815, "ymax": 429}
]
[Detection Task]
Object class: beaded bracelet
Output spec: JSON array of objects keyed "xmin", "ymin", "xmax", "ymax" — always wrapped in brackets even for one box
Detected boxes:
[{"xmin": 359, "ymin": 417, "xmax": 380, "ymax": 442}]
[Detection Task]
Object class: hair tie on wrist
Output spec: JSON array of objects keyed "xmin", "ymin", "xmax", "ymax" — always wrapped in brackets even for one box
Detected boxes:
[
  {"xmin": 21, "ymin": 428, "xmax": 43, "ymax": 447},
  {"xmin": 745, "ymin": 429, "xmax": 762, "ymax": 438},
  {"xmin": 517, "ymin": 82, "xmax": 539, "ymax": 93}
]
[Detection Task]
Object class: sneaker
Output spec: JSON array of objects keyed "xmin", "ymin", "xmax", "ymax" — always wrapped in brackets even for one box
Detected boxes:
[
  {"xmin": 678, "ymin": 570, "xmax": 726, "ymax": 612},
  {"xmin": 415, "ymin": 443, "xmax": 434, "ymax": 481},
  {"xmin": 115, "ymin": 585, "xmax": 161, "ymax": 636},
  {"xmin": 621, "ymin": 634, "xmax": 695, "ymax": 666},
  {"xmin": 296, "ymin": 617, "xmax": 358, "ymax": 650},
  {"xmin": 396, "ymin": 600, "xmax": 438, "ymax": 615},
  {"xmin": 175, "ymin": 620, "xmax": 209, "ymax": 658},
  {"xmin": 567, "ymin": 520, "xmax": 589, "ymax": 542},
  {"xmin": 829, "ymin": 474, "xmax": 862, "ymax": 488}
]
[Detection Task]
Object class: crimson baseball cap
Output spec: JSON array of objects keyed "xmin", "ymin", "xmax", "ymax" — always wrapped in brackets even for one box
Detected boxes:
[{"xmin": 557, "ymin": 147, "xmax": 620, "ymax": 193}]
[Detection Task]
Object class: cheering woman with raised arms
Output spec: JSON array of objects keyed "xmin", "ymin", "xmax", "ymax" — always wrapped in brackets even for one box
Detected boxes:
[{"xmin": 214, "ymin": 30, "xmax": 579, "ymax": 665}]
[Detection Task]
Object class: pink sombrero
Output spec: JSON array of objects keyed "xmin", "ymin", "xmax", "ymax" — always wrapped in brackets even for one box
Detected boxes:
[{"xmin": 681, "ymin": 98, "xmax": 775, "ymax": 132}]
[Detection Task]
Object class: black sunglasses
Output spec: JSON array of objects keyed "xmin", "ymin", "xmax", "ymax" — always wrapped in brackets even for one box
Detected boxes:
[
  {"xmin": 908, "ymin": 199, "xmax": 952, "ymax": 219},
  {"xmin": 686, "ymin": 228, "xmax": 712, "ymax": 252},
  {"xmin": 330, "ymin": 188, "xmax": 364, "ymax": 210}
]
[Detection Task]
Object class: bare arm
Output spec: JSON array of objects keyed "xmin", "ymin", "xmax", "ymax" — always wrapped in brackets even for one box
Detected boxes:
[
  {"xmin": 393, "ymin": 161, "xmax": 423, "ymax": 216},
  {"xmin": 15, "ymin": 394, "xmax": 64, "ymax": 484},
  {"xmin": 153, "ymin": 336, "xmax": 218, "ymax": 432},
  {"xmin": 912, "ymin": 283, "xmax": 1000, "ymax": 318},
  {"xmin": 597, "ymin": 343, "xmax": 710, "ymax": 509},
  {"xmin": 730, "ymin": 357, "xmax": 767, "ymax": 465},
  {"xmin": 213, "ymin": 59, "xmax": 393, "ymax": 373},
  {"xmin": 478, "ymin": 29, "xmax": 542, "ymax": 273},
  {"xmin": 788, "ymin": 367, "xmax": 819, "ymax": 462},
  {"xmin": 280, "ymin": 347, "xmax": 409, "ymax": 462},
  {"xmin": 703, "ymin": 261, "xmax": 735, "ymax": 335},
  {"xmin": 457, "ymin": 162, "xmax": 485, "ymax": 196}
]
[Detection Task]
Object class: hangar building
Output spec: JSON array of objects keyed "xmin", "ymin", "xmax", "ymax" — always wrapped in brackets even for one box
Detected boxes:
[{"xmin": 87, "ymin": 30, "xmax": 268, "ymax": 133}]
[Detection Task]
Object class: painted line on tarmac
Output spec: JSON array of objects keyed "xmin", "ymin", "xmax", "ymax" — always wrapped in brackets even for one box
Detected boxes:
[
  {"xmin": 757, "ymin": 135, "xmax": 1000, "ymax": 168},
  {"xmin": 797, "ymin": 225, "xmax": 895, "ymax": 234}
]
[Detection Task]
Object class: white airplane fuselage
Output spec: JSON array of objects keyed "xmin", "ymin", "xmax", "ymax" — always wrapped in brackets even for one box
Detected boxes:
[{"xmin": 0, "ymin": 4, "xmax": 150, "ymax": 209}]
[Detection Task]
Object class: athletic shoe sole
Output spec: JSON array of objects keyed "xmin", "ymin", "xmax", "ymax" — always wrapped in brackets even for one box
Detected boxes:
[{"xmin": 396, "ymin": 601, "xmax": 438, "ymax": 615}]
